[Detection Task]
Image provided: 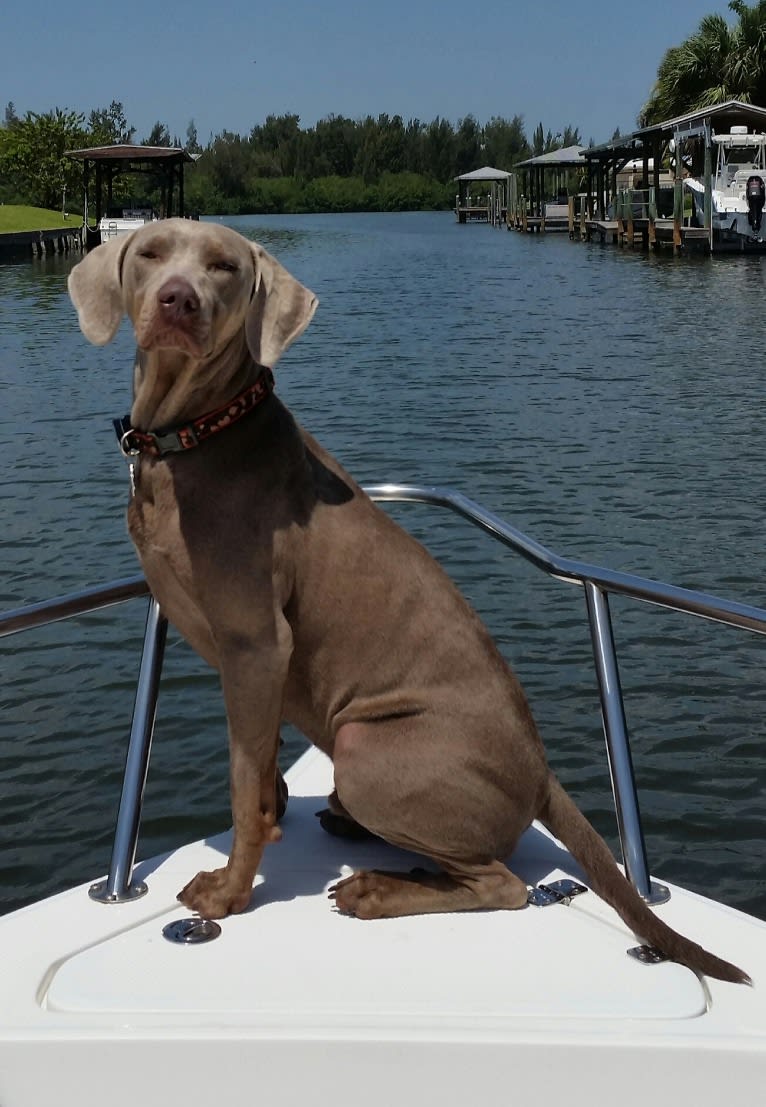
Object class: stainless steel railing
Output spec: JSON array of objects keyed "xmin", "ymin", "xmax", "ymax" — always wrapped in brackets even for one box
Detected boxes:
[
  {"xmin": 0, "ymin": 576, "xmax": 163, "ymax": 904},
  {"xmin": 3, "ymin": 482, "xmax": 766, "ymax": 906}
]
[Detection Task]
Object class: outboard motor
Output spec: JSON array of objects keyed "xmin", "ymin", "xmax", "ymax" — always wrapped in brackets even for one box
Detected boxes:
[{"xmin": 746, "ymin": 175, "xmax": 765, "ymax": 234}]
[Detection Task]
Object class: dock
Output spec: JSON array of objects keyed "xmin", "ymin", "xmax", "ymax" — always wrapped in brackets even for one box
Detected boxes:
[
  {"xmin": 582, "ymin": 210, "xmax": 711, "ymax": 251},
  {"xmin": 454, "ymin": 166, "xmax": 510, "ymax": 226},
  {"xmin": 481, "ymin": 100, "xmax": 766, "ymax": 256},
  {"xmin": 0, "ymin": 226, "xmax": 82, "ymax": 260},
  {"xmin": 508, "ymin": 201, "xmax": 571, "ymax": 233}
]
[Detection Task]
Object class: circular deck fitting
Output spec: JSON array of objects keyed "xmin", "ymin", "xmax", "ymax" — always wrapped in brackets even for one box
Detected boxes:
[
  {"xmin": 162, "ymin": 917, "xmax": 222, "ymax": 944},
  {"xmin": 643, "ymin": 881, "xmax": 671, "ymax": 906},
  {"xmin": 88, "ymin": 878, "xmax": 148, "ymax": 904}
]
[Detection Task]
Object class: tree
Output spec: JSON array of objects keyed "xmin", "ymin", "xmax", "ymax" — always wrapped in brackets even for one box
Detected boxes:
[
  {"xmin": 561, "ymin": 124, "xmax": 581, "ymax": 147},
  {"xmin": 313, "ymin": 115, "xmax": 357, "ymax": 176},
  {"xmin": 454, "ymin": 115, "xmax": 482, "ymax": 174},
  {"xmin": 88, "ymin": 101, "xmax": 135, "ymax": 146},
  {"xmin": 0, "ymin": 108, "xmax": 87, "ymax": 208},
  {"xmin": 4, "ymin": 101, "xmax": 19, "ymax": 127},
  {"xmin": 186, "ymin": 119, "xmax": 202, "ymax": 154},
  {"xmin": 531, "ymin": 123, "xmax": 575, "ymax": 155},
  {"xmin": 483, "ymin": 115, "xmax": 528, "ymax": 167},
  {"xmin": 353, "ymin": 114, "xmax": 407, "ymax": 182},
  {"xmin": 144, "ymin": 121, "xmax": 172, "ymax": 147},
  {"xmin": 250, "ymin": 113, "xmax": 301, "ymax": 176},
  {"xmin": 208, "ymin": 130, "xmax": 250, "ymax": 195},
  {"xmin": 642, "ymin": 1, "xmax": 766, "ymax": 124},
  {"xmin": 423, "ymin": 117, "xmax": 456, "ymax": 181}
]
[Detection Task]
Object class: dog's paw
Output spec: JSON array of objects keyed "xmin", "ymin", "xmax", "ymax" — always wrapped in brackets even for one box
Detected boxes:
[
  {"xmin": 328, "ymin": 869, "xmax": 412, "ymax": 919},
  {"xmin": 177, "ymin": 867, "xmax": 253, "ymax": 918},
  {"xmin": 328, "ymin": 870, "xmax": 380, "ymax": 918}
]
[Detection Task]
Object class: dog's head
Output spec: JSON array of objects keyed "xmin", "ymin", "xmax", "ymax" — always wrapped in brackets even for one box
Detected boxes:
[{"xmin": 68, "ymin": 218, "xmax": 318, "ymax": 368}]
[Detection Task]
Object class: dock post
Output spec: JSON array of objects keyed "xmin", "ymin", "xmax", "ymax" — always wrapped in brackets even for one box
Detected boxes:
[
  {"xmin": 626, "ymin": 191, "xmax": 634, "ymax": 248},
  {"xmin": 615, "ymin": 190, "xmax": 624, "ymax": 244},
  {"xmin": 568, "ymin": 196, "xmax": 575, "ymax": 237},
  {"xmin": 648, "ymin": 186, "xmax": 657, "ymax": 250},
  {"xmin": 703, "ymin": 127, "xmax": 713, "ymax": 253},
  {"xmin": 673, "ymin": 180, "xmax": 683, "ymax": 255}
]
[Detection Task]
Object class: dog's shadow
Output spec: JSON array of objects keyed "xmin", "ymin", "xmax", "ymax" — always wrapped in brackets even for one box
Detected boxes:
[{"xmin": 138, "ymin": 793, "xmax": 588, "ymax": 914}]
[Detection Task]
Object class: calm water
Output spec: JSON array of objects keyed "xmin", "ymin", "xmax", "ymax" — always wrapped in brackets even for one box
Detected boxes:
[{"xmin": 1, "ymin": 212, "xmax": 764, "ymax": 921}]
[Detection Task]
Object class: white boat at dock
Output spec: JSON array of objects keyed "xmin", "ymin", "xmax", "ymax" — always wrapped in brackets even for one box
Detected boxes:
[
  {"xmin": 686, "ymin": 126, "xmax": 766, "ymax": 245},
  {"xmin": 1, "ymin": 484, "xmax": 765, "ymax": 1105},
  {"xmin": 98, "ymin": 207, "xmax": 159, "ymax": 242}
]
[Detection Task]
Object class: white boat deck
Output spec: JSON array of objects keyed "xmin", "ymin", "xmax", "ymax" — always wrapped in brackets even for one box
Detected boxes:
[{"xmin": 1, "ymin": 747, "xmax": 765, "ymax": 1105}]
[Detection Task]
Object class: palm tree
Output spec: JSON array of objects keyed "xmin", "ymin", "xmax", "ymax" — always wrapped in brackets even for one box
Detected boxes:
[{"xmin": 641, "ymin": 1, "xmax": 766, "ymax": 125}]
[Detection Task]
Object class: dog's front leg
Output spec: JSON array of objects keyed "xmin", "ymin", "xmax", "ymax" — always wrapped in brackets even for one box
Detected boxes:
[{"xmin": 178, "ymin": 623, "xmax": 292, "ymax": 918}]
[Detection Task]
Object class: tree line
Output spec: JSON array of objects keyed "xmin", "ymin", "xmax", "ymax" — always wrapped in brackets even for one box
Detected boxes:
[{"xmin": 0, "ymin": 100, "xmax": 581, "ymax": 215}]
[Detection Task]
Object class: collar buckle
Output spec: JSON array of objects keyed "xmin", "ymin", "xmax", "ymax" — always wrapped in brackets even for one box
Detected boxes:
[{"xmin": 113, "ymin": 417, "xmax": 143, "ymax": 458}]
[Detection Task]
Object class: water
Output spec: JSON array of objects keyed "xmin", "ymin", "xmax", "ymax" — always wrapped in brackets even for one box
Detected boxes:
[{"xmin": 1, "ymin": 212, "xmax": 764, "ymax": 921}]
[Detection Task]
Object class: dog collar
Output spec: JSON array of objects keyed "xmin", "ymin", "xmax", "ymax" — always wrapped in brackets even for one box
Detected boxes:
[{"xmin": 114, "ymin": 368, "xmax": 275, "ymax": 458}]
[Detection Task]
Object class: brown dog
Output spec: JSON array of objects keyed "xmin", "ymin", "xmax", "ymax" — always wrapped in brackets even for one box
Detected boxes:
[{"xmin": 69, "ymin": 219, "xmax": 748, "ymax": 984}]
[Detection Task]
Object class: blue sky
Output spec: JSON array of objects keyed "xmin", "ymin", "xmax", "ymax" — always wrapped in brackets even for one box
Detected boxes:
[{"xmin": 5, "ymin": 1, "xmax": 731, "ymax": 147}]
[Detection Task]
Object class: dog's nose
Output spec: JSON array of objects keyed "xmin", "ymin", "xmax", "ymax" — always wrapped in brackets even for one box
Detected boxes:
[{"xmin": 157, "ymin": 278, "xmax": 200, "ymax": 319}]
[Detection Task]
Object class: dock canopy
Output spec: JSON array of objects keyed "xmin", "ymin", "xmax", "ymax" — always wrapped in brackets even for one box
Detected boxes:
[
  {"xmin": 580, "ymin": 136, "xmax": 646, "ymax": 219},
  {"xmin": 65, "ymin": 144, "xmax": 195, "ymax": 227},
  {"xmin": 454, "ymin": 167, "xmax": 511, "ymax": 224},
  {"xmin": 454, "ymin": 165, "xmax": 512, "ymax": 183},
  {"xmin": 513, "ymin": 146, "xmax": 585, "ymax": 170},
  {"xmin": 634, "ymin": 100, "xmax": 766, "ymax": 145},
  {"xmin": 512, "ymin": 146, "xmax": 585, "ymax": 219}
]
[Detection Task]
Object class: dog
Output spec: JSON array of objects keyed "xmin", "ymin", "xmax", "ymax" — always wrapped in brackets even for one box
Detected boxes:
[{"xmin": 69, "ymin": 218, "xmax": 749, "ymax": 985}]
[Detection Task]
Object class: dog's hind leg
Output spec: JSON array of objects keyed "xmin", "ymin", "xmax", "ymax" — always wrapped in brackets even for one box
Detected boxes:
[
  {"xmin": 329, "ymin": 859, "xmax": 528, "ymax": 919},
  {"xmin": 328, "ymin": 717, "xmax": 539, "ymax": 919}
]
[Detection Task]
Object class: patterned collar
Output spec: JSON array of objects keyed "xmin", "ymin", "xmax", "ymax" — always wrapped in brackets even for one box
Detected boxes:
[{"xmin": 114, "ymin": 368, "xmax": 275, "ymax": 458}]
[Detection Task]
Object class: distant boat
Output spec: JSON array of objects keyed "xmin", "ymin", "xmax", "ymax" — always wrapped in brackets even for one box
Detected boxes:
[
  {"xmin": 685, "ymin": 126, "xmax": 766, "ymax": 246},
  {"xmin": 98, "ymin": 206, "xmax": 160, "ymax": 242}
]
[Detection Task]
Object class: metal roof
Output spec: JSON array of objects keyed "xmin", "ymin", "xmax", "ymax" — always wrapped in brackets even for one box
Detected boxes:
[
  {"xmin": 65, "ymin": 144, "xmax": 194, "ymax": 163},
  {"xmin": 635, "ymin": 100, "xmax": 766, "ymax": 140},
  {"xmin": 454, "ymin": 165, "xmax": 511, "ymax": 181},
  {"xmin": 514, "ymin": 145, "xmax": 585, "ymax": 169}
]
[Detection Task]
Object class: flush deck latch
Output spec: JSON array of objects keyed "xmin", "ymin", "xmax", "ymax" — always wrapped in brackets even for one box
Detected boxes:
[{"xmin": 527, "ymin": 878, "xmax": 588, "ymax": 907}]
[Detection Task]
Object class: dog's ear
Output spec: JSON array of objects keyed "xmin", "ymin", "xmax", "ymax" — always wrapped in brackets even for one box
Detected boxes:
[
  {"xmin": 245, "ymin": 243, "xmax": 318, "ymax": 368},
  {"xmin": 68, "ymin": 233, "xmax": 134, "ymax": 345}
]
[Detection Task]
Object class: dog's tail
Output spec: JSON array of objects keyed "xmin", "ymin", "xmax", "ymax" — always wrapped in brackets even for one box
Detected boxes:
[{"xmin": 538, "ymin": 773, "xmax": 751, "ymax": 986}]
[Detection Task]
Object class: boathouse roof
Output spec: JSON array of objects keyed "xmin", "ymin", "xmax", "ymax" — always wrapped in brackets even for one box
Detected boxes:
[
  {"xmin": 65, "ymin": 144, "xmax": 195, "ymax": 163},
  {"xmin": 514, "ymin": 145, "xmax": 585, "ymax": 169},
  {"xmin": 634, "ymin": 100, "xmax": 766, "ymax": 140},
  {"xmin": 454, "ymin": 166, "xmax": 511, "ymax": 181}
]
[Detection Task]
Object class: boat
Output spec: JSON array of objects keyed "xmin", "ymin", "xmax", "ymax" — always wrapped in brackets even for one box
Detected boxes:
[
  {"xmin": 98, "ymin": 206, "xmax": 160, "ymax": 242},
  {"xmin": 1, "ymin": 483, "xmax": 765, "ymax": 1105},
  {"xmin": 685, "ymin": 125, "xmax": 766, "ymax": 246}
]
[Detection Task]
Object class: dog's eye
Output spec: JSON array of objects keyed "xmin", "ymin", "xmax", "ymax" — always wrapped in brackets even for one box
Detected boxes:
[
  {"xmin": 139, "ymin": 250, "xmax": 158, "ymax": 260},
  {"xmin": 212, "ymin": 260, "xmax": 238, "ymax": 273}
]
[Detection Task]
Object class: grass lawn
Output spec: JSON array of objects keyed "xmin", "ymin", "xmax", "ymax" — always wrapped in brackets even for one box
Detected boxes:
[{"xmin": 0, "ymin": 204, "xmax": 83, "ymax": 233}]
